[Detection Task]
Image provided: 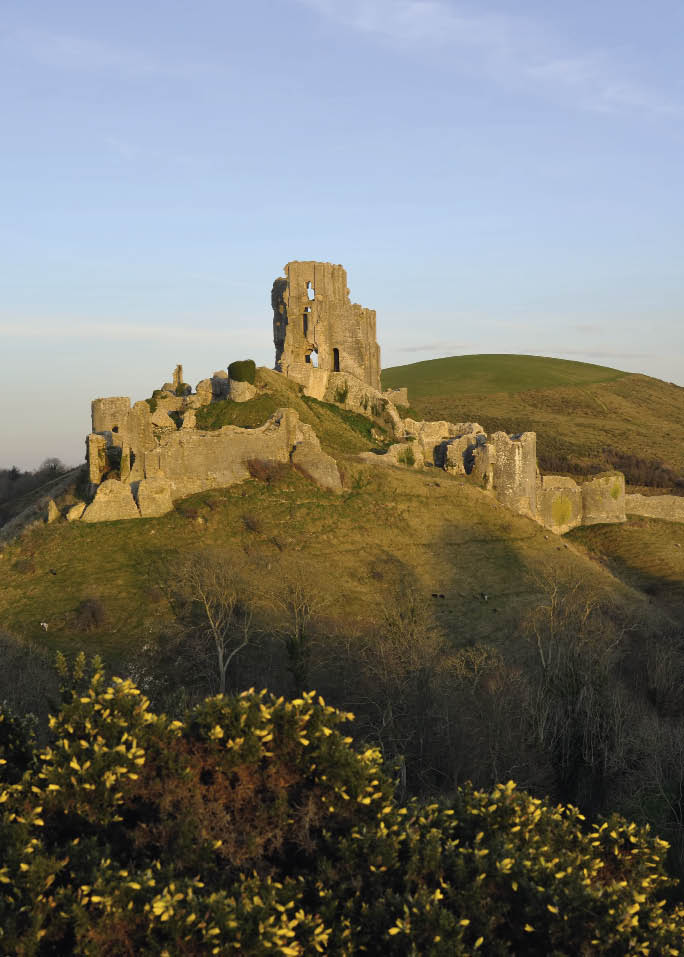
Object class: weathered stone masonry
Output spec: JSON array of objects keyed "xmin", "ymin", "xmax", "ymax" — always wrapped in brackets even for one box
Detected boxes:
[
  {"xmin": 273, "ymin": 261, "xmax": 381, "ymax": 399},
  {"xmin": 65, "ymin": 260, "xmax": 633, "ymax": 533}
]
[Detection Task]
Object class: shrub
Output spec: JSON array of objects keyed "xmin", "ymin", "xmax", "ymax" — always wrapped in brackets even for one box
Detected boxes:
[
  {"xmin": 1, "ymin": 662, "xmax": 683, "ymax": 955},
  {"xmin": 175, "ymin": 382, "xmax": 190, "ymax": 397},
  {"xmin": 175, "ymin": 502, "xmax": 200, "ymax": 520},
  {"xmin": 246, "ymin": 458, "xmax": 291, "ymax": 485},
  {"xmin": 0, "ymin": 705, "xmax": 36, "ymax": 783},
  {"xmin": 228, "ymin": 360, "xmax": 256, "ymax": 384},
  {"xmin": 242, "ymin": 511, "xmax": 263, "ymax": 533},
  {"xmin": 145, "ymin": 396, "xmax": 158, "ymax": 413},
  {"xmin": 334, "ymin": 380, "xmax": 349, "ymax": 404},
  {"xmin": 397, "ymin": 446, "xmax": 416, "ymax": 467},
  {"xmin": 195, "ymin": 395, "xmax": 280, "ymax": 431},
  {"xmin": 73, "ymin": 597, "xmax": 107, "ymax": 632},
  {"xmin": 11, "ymin": 558, "xmax": 35, "ymax": 575}
]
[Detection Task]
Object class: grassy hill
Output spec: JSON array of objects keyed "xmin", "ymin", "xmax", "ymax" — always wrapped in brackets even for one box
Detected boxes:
[
  {"xmin": 383, "ymin": 353, "xmax": 627, "ymax": 399},
  {"xmin": 3, "ymin": 357, "xmax": 683, "ymax": 667},
  {"xmin": 383, "ymin": 354, "xmax": 684, "ymax": 480},
  {"xmin": 383, "ymin": 353, "xmax": 684, "ymax": 615},
  {"xmin": 0, "ymin": 459, "xmax": 641, "ymax": 672}
]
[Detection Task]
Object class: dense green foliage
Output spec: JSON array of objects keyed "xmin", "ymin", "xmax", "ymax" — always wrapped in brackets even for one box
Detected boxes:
[
  {"xmin": 228, "ymin": 359, "xmax": 257, "ymax": 384},
  {"xmin": 1, "ymin": 656, "xmax": 683, "ymax": 955}
]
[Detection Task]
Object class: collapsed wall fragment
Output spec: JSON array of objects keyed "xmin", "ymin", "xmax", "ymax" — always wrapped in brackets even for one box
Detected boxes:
[{"xmin": 79, "ymin": 368, "xmax": 343, "ymax": 523}]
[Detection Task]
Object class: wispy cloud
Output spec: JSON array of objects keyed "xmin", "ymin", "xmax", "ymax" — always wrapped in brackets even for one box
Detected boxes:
[
  {"xmin": 297, "ymin": 0, "xmax": 679, "ymax": 116},
  {"xmin": 550, "ymin": 348, "xmax": 656, "ymax": 360},
  {"xmin": 395, "ymin": 339, "xmax": 471, "ymax": 353},
  {"xmin": 0, "ymin": 319, "xmax": 270, "ymax": 344},
  {"xmin": 5, "ymin": 25, "xmax": 216, "ymax": 81}
]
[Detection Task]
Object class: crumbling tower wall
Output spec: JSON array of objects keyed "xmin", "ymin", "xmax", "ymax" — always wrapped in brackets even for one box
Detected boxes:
[{"xmin": 272, "ymin": 261, "xmax": 381, "ymax": 399}]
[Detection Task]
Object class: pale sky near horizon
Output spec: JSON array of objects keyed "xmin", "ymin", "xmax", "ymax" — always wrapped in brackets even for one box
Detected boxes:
[{"xmin": 2, "ymin": 0, "xmax": 683, "ymax": 469}]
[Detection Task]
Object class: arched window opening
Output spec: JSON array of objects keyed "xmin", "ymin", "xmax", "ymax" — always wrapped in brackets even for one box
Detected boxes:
[
  {"xmin": 306, "ymin": 281, "xmax": 315, "ymax": 301},
  {"xmin": 305, "ymin": 349, "xmax": 319, "ymax": 367},
  {"xmin": 333, "ymin": 348, "xmax": 340, "ymax": 372}
]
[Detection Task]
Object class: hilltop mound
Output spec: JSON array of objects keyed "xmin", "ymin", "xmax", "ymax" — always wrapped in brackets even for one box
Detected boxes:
[
  {"xmin": 0, "ymin": 461, "xmax": 641, "ymax": 667},
  {"xmin": 382, "ymin": 353, "xmax": 626, "ymax": 398}
]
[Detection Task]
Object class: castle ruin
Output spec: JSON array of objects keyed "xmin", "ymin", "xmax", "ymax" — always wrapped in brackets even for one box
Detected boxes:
[
  {"xmin": 272, "ymin": 261, "xmax": 381, "ymax": 399},
  {"xmin": 31, "ymin": 260, "xmax": 639, "ymax": 533}
]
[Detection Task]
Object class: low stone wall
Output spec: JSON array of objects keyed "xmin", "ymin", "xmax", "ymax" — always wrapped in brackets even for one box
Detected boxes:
[
  {"xmin": 626, "ymin": 493, "xmax": 684, "ymax": 523},
  {"xmin": 143, "ymin": 408, "xmax": 301, "ymax": 500},
  {"xmin": 383, "ymin": 387, "xmax": 408, "ymax": 407},
  {"xmin": 581, "ymin": 473, "xmax": 625, "ymax": 525},
  {"xmin": 404, "ymin": 419, "xmax": 484, "ymax": 467},
  {"xmin": 536, "ymin": 476, "xmax": 583, "ymax": 535}
]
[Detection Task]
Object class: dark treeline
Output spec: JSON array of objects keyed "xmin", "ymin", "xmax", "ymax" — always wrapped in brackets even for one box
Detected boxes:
[
  {"xmin": 539, "ymin": 445, "xmax": 684, "ymax": 493},
  {"xmin": 5, "ymin": 549, "xmax": 684, "ymax": 885},
  {"xmin": 0, "ymin": 459, "xmax": 70, "ymax": 524}
]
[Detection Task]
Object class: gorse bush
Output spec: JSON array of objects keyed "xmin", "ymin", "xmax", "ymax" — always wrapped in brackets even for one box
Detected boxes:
[
  {"xmin": 1, "ymin": 655, "xmax": 683, "ymax": 955},
  {"xmin": 228, "ymin": 359, "xmax": 257, "ymax": 384}
]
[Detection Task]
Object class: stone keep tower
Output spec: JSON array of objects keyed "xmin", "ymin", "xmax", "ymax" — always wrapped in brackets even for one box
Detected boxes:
[{"xmin": 272, "ymin": 261, "xmax": 381, "ymax": 398}]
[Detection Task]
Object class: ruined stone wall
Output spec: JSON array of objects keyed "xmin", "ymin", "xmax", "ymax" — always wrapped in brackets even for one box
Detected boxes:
[
  {"xmin": 272, "ymin": 261, "xmax": 381, "ymax": 398},
  {"xmin": 536, "ymin": 475, "xmax": 583, "ymax": 535},
  {"xmin": 142, "ymin": 409, "xmax": 301, "ymax": 500},
  {"xmin": 90, "ymin": 397, "xmax": 155, "ymax": 482},
  {"xmin": 487, "ymin": 432, "xmax": 537, "ymax": 518},
  {"xmin": 403, "ymin": 419, "xmax": 485, "ymax": 468},
  {"xmin": 80, "ymin": 407, "xmax": 342, "ymax": 523},
  {"xmin": 581, "ymin": 473, "xmax": 626, "ymax": 525},
  {"xmin": 625, "ymin": 493, "xmax": 684, "ymax": 523},
  {"xmin": 383, "ymin": 387, "xmax": 409, "ymax": 407}
]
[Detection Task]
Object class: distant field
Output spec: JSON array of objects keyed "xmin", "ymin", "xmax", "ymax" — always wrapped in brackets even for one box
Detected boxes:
[
  {"xmin": 382, "ymin": 354, "xmax": 626, "ymax": 399},
  {"xmin": 382, "ymin": 355, "xmax": 684, "ymax": 479}
]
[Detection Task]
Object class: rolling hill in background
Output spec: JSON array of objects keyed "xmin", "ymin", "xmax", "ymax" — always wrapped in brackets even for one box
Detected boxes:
[
  {"xmin": 382, "ymin": 354, "xmax": 684, "ymax": 477},
  {"xmin": 383, "ymin": 353, "xmax": 684, "ymax": 615}
]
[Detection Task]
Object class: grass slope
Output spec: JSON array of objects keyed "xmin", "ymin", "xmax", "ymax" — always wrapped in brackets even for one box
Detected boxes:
[
  {"xmin": 382, "ymin": 354, "xmax": 626, "ymax": 398},
  {"xmin": 568, "ymin": 517, "xmax": 684, "ymax": 614},
  {"xmin": 196, "ymin": 367, "xmax": 385, "ymax": 455},
  {"xmin": 0, "ymin": 463, "xmax": 637, "ymax": 669},
  {"xmin": 383, "ymin": 355, "xmax": 684, "ymax": 477}
]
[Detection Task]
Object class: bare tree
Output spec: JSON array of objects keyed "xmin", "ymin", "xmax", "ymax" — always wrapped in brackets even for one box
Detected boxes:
[
  {"xmin": 523, "ymin": 571, "xmax": 635, "ymax": 811},
  {"xmin": 167, "ymin": 549, "xmax": 254, "ymax": 695},
  {"xmin": 347, "ymin": 585, "xmax": 450, "ymax": 797},
  {"xmin": 264, "ymin": 565, "xmax": 326, "ymax": 694}
]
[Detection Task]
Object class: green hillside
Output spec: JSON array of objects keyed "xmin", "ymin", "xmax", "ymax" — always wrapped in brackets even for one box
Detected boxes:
[
  {"xmin": 0, "ymin": 463, "xmax": 629, "ymax": 667},
  {"xmin": 382, "ymin": 353, "xmax": 626, "ymax": 398},
  {"xmin": 383, "ymin": 354, "xmax": 684, "ymax": 480}
]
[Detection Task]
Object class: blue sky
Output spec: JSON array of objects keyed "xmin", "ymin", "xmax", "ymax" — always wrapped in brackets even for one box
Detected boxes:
[{"xmin": 2, "ymin": 0, "xmax": 683, "ymax": 468}]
